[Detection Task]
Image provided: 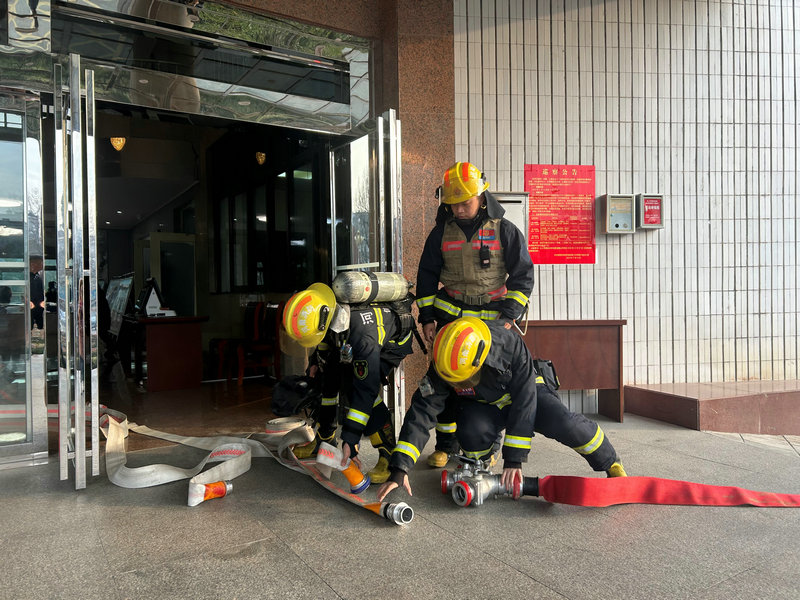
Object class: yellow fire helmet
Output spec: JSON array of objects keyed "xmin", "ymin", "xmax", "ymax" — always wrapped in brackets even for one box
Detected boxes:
[
  {"xmin": 282, "ymin": 282, "xmax": 337, "ymax": 348},
  {"xmin": 432, "ymin": 317, "xmax": 492, "ymax": 384},
  {"xmin": 439, "ymin": 162, "xmax": 490, "ymax": 205}
]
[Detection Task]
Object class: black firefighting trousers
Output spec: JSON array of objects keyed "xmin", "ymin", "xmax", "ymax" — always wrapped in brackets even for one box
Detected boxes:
[{"xmin": 453, "ymin": 383, "xmax": 619, "ymax": 472}]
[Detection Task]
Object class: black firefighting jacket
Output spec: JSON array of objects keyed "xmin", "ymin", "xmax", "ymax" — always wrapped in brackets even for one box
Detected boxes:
[
  {"xmin": 390, "ymin": 321, "xmax": 538, "ymax": 472},
  {"xmin": 313, "ymin": 304, "xmax": 413, "ymax": 451},
  {"xmin": 416, "ymin": 190, "xmax": 534, "ymax": 324}
]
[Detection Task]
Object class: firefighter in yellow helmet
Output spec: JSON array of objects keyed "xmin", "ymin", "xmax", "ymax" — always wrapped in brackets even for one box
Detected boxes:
[
  {"xmin": 415, "ymin": 162, "xmax": 535, "ymax": 468},
  {"xmin": 282, "ymin": 283, "xmax": 413, "ymax": 484},
  {"xmin": 376, "ymin": 318, "xmax": 626, "ymax": 502}
]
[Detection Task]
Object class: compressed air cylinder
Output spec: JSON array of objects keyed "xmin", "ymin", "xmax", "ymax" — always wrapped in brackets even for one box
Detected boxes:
[{"xmin": 332, "ymin": 271, "xmax": 411, "ymax": 304}]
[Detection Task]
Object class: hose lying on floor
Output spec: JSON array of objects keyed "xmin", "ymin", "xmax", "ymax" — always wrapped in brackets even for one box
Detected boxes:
[
  {"xmin": 442, "ymin": 466, "xmax": 800, "ymax": 508},
  {"xmin": 535, "ymin": 475, "xmax": 800, "ymax": 507},
  {"xmin": 99, "ymin": 408, "xmax": 413, "ymax": 525}
]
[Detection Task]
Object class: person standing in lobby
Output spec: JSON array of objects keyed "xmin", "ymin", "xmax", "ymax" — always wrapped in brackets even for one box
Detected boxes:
[{"xmin": 29, "ymin": 255, "xmax": 45, "ymax": 330}]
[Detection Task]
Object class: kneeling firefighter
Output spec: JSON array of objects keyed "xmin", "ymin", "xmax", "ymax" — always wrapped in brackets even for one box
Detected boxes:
[
  {"xmin": 282, "ymin": 275, "xmax": 415, "ymax": 484},
  {"xmin": 376, "ymin": 317, "xmax": 626, "ymax": 501}
]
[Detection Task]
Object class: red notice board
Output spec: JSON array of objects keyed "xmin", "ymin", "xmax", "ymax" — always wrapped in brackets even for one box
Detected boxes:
[{"xmin": 524, "ymin": 164, "xmax": 596, "ymax": 264}]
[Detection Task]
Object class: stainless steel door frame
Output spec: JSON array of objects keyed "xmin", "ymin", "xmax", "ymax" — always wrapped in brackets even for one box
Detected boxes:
[
  {"xmin": 328, "ymin": 109, "xmax": 405, "ymax": 430},
  {"xmin": 384, "ymin": 110, "xmax": 405, "ymax": 430},
  {"xmin": 55, "ymin": 54, "xmax": 100, "ymax": 489}
]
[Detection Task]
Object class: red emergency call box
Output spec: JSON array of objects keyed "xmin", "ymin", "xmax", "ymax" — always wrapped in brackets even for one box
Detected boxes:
[{"xmin": 636, "ymin": 194, "xmax": 665, "ymax": 229}]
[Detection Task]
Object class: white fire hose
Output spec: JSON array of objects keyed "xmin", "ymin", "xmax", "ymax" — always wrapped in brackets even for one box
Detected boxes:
[{"xmin": 98, "ymin": 408, "xmax": 413, "ymax": 525}]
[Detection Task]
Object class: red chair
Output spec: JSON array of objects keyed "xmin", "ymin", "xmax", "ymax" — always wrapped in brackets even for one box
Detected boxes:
[{"xmin": 236, "ymin": 302, "xmax": 282, "ymax": 385}]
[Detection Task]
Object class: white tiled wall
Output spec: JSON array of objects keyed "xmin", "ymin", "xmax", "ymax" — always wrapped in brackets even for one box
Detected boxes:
[{"xmin": 454, "ymin": 0, "xmax": 799, "ymax": 413}]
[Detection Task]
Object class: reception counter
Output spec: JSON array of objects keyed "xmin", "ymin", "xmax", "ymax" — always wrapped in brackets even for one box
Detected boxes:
[{"xmin": 135, "ymin": 316, "xmax": 208, "ymax": 392}]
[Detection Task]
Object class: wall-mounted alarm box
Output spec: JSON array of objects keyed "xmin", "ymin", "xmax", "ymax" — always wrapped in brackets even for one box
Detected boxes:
[
  {"xmin": 492, "ymin": 191, "xmax": 530, "ymax": 244},
  {"xmin": 601, "ymin": 194, "xmax": 635, "ymax": 234},
  {"xmin": 636, "ymin": 194, "xmax": 665, "ymax": 229}
]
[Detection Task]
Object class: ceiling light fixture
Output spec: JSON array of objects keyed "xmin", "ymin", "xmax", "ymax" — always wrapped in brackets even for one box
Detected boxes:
[
  {"xmin": 255, "ymin": 152, "xmax": 266, "ymax": 165},
  {"xmin": 110, "ymin": 137, "xmax": 127, "ymax": 151}
]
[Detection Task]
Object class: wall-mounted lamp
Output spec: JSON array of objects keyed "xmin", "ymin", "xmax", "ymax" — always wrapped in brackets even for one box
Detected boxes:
[
  {"xmin": 255, "ymin": 151, "xmax": 266, "ymax": 165},
  {"xmin": 110, "ymin": 137, "xmax": 127, "ymax": 151}
]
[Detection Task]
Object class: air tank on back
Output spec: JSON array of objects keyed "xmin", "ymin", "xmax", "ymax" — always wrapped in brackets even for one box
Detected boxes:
[{"xmin": 332, "ymin": 271, "xmax": 411, "ymax": 304}]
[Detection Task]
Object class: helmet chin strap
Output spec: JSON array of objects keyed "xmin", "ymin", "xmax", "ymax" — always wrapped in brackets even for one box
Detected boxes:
[{"xmin": 453, "ymin": 368, "xmax": 482, "ymax": 390}]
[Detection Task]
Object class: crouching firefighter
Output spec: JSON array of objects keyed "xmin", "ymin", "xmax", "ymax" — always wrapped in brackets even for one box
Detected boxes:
[
  {"xmin": 282, "ymin": 282, "xmax": 415, "ymax": 484},
  {"xmin": 376, "ymin": 317, "xmax": 626, "ymax": 502}
]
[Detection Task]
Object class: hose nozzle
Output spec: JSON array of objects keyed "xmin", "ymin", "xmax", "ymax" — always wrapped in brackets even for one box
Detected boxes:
[{"xmin": 382, "ymin": 502, "xmax": 414, "ymax": 525}]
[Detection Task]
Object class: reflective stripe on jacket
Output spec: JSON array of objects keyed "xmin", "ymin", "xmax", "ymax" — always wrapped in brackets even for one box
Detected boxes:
[
  {"xmin": 314, "ymin": 304, "xmax": 413, "ymax": 449},
  {"xmin": 390, "ymin": 321, "xmax": 538, "ymax": 472}
]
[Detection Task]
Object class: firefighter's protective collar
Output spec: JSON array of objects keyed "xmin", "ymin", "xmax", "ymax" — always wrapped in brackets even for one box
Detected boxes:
[{"xmin": 329, "ymin": 304, "xmax": 350, "ymax": 333}]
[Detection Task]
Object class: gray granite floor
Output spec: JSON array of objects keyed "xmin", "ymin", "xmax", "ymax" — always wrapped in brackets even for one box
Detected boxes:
[{"xmin": 2, "ymin": 413, "xmax": 799, "ymax": 600}]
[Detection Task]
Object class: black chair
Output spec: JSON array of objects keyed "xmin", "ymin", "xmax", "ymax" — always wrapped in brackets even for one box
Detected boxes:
[{"xmin": 236, "ymin": 301, "xmax": 282, "ymax": 385}]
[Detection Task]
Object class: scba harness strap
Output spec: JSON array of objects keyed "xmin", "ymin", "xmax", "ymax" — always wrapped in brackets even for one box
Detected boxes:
[{"xmin": 347, "ymin": 292, "xmax": 421, "ymax": 350}]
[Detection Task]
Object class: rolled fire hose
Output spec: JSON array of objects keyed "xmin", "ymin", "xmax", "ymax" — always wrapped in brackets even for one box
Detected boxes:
[{"xmin": 99, "ymin": 408, "xmax": 413, "ymax": 524}]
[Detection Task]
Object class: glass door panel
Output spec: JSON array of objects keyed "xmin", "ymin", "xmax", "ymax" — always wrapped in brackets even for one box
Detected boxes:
[
  {"xmin": 0, "ymin": 92, "xmax": 48, "ymax": 467},
  {"xmin": 328, "ymin": 109, "xmax": 405, "ymax": 428},
  {"xmin": 330, "ymin": 129, "xmax": 380, "ymax": 273}
]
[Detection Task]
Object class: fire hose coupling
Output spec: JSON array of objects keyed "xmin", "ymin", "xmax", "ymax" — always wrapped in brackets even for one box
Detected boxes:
[
  {"xmin": 442, "ymin": 468, "xmax": 540, "ymax": 507},
  {"xmin": 316, "ymin": 442, "xmax": 371, "ymax": 494},
  {"xmin": 188, "ymin": 480, "xmax": 233, "ymax": 507},
  {"xmin": 381, "ymin": 502, "xmax": 414, "ymax": 525}
]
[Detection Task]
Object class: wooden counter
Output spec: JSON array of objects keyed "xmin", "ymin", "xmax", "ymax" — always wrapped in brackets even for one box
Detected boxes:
[
  {"xmin": 520, "ymin": 320, "xmax": 627, "ymax": 422},
  {"xmin": 135, "ymin": 316, "xmax": 209, "ymax": 392}
]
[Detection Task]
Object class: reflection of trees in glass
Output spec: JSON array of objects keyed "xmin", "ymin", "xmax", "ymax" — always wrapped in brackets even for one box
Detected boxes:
[
  {"xmin": 89, "ymin": 63, "xmax": 349, "ymax": 131},
  {"xmin": 0, "ymin": 51, "xmax": 53, "ymax": 90},
  {"xmin": 193, "ymin": 3, "xmax": 369, "ymax": 62},
  {"xmin": 25, "ymin": 116, "xmax": 44, "ymax": 258},
  {"xmin": 0, "ymin": 128, "xmax": 25, "ymax": 263}
]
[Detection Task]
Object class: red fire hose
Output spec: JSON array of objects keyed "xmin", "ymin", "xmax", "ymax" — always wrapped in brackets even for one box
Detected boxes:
[{"xmin": 530, "ymin": 475, "xmax": 800, "ymax": 508}]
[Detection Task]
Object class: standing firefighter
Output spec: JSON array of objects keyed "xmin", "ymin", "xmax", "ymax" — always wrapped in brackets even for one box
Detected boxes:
[
  {"xmin": 416, "ymin": 162, "xmax": 535, "ymax": 467},
  {"xmin": 282, "ymin": 280, "xmax": 414, "ymax": 484},
  {"xmin": 376, "ymin": 318, "xmax": 626, "ymax": 502}
]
